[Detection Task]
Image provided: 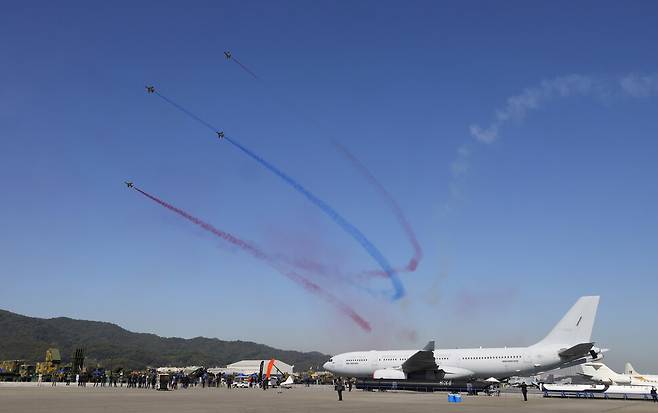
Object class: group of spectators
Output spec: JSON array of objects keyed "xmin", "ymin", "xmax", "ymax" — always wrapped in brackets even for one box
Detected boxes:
[{"xmin": 41, "ymin": 369, "xmax": 297, "ymax": 391}]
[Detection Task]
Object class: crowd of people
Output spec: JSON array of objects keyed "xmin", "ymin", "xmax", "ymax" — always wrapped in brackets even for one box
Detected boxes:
[{"xmin": 39, "ymin": 369, "xmax": 304, "ymax": 392}]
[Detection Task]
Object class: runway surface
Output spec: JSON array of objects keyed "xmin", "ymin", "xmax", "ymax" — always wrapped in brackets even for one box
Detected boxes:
[{"xmin": 0, "ymin": 384, "xmax": 655, "ymax": 412}]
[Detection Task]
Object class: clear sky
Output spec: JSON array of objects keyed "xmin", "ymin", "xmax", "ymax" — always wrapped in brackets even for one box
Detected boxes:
[{"xmin": 1, "ymin": 1, "xmax": 657, "ymax": 371}]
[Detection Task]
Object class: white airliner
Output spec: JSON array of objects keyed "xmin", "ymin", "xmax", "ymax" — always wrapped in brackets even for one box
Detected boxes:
[
  {"xmin": 323, "ymin": 296, "xmax": 604, "ymax": 381},
  {"xmin": 581, "ymin": 362, "xmax": 658, "ymax": 386}
]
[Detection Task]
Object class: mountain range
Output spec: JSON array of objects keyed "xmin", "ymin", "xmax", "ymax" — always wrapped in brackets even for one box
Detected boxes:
[{"xmin": 0, "ymin": 309, "xmax": 329, "ymax": 371}]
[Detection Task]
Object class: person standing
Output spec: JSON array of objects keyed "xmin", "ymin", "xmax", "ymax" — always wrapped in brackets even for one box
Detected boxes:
[
  {"xmin": 348, "ymin": 378, "xmax": 352, "ymax": 392},
  {"xmin": 335, "ymin": 378, "xmax": 345, "ymax": 401},
  {"xmin": 520, "ymin": 382, "xmax": 528, "ymax": 402},
  {"xmin": 651, "ymin": 386, "xmax": 657, "ymax": 402}
]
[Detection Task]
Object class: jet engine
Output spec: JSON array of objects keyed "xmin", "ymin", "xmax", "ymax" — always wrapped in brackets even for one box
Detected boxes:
[
  {"xmin": 588, "ymin": 347, "xmax": 607, "ymax": 361},
  {"xmin": 440, "ymin": 366, "xmax": 475, "ymax": 380},
  {"xmin": 373, "ymin": 369, "xmax": 406, "ymax": 380},
  {"xmin": 615, "ymin": 376, "xmax": 632, "ymax": 385}
]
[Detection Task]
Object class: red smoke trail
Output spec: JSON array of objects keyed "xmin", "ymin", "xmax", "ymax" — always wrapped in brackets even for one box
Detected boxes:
[
  {"xmin": 151, "ymin": 89, "xmax": 405, "ymax": 300},
  {"xmin": 132, "ymin": 186, "xmax": 371, "ymax": 332},
  {"xmin": 272, "ymin": 254, "xmax": 382, "ymax": 297},
  {"xmin": 332, "ymin": 141, "xmax": 423, "ymax": 277}
]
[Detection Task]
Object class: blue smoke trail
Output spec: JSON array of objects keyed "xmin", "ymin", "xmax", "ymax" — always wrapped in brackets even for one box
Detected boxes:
[
  {"xmin": 155, "ymin": 92, "xmax": 218, "ymax": 132},
  {"xmin": 225, "ymin": 136, "xmax": 405, "ymax": 300},
  {"xmin": 151, "ymin": 90, "xmax": 405, "ymax": 300}
]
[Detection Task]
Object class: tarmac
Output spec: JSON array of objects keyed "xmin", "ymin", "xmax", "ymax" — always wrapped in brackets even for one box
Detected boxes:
[{"xmin": 0, "ymin": 384, "xmax": 656, "ymax": 413}]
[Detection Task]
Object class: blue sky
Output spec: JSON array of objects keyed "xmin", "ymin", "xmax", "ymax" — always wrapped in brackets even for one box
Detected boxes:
[{"xmin": 1, "ymin": 1, "xmax": 657, "ymax": 371}]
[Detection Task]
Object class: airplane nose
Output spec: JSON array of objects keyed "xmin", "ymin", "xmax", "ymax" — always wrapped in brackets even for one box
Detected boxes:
[{"xmin": 322, "ymin": 362, "xmax": 330, "ymax": 370}]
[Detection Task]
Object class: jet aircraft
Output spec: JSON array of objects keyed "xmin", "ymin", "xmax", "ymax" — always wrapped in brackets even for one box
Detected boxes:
[
  {"xmin": 124, "ymin": 181, "xmax": 134, "ymax": 188},
  {"xmin": 581, "ymin": 362, "xmax": 658, "ymax": 386},
  {"xmin": 280, "ymin": 375, "xmax": 295, "ymax": 389},
  {"xmin": 323, "ymin": 296, "xmax": 604, "ymax": 381},
  {"xmin": 145, "ymin": 86, "xmax": 155, "ymax": 94},
  {"xmin": 224, "ymin": 51, "xmax": 232, "ymax": 59}
]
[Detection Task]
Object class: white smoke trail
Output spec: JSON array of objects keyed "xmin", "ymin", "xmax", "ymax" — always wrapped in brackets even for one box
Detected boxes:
[
  {"xmin": 443, "ymin": 72, "xmax": 658, "ymax": 208},
  {"xmin": 620, "ymin": 73, "xmax": 658, "ymax": 98},
  {"xmin": 469, "ymin": 74, "xmax": 604, "ymax": 144}
]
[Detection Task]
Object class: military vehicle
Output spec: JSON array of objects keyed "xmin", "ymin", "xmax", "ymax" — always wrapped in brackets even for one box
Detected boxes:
[
  {"xmin": 0, "ymin": 360, "xmax": 24, "ymax": 381},
  {"xmin": 19, "ymin": 364, "xmax": 35, "ymax": 381},
  {"xmin": 36, "ymin": 348, "xmax": 62, "ymax": 376}
]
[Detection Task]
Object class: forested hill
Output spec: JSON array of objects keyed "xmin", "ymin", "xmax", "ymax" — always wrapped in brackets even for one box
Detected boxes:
[{"xmin": 0, "ymin": 309, "xmax": 329, "ymax": 371}]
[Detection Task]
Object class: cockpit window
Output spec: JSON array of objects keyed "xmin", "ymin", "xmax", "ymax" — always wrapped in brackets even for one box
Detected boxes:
[{"xmin": 328, "ymin": 358, "xmax": 333, "ymax": 363}]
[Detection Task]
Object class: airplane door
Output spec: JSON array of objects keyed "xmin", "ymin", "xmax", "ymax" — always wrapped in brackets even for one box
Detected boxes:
[{"xmin": 369, "ymin": 352, "xmax": 379, "ymax": 372}]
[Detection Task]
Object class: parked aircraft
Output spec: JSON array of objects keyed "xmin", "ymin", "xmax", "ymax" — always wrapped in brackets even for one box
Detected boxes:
[
  {"xmin": 581, "ymin": 362, "xmax": 658, "ymax": 386},
  {"xmin": 323, "ymin": 296, "xmax": 604, "ymax": 381},
  {"xmin": 280, "ymin": 375, "xmax": 295, "ymax": 389}
]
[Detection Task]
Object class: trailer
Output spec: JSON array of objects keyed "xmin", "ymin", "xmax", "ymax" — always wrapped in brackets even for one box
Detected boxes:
[
  {"xmin": 356, "ymin": 378, "xmax": 490, "ymax": 393},
  {"xmin": 542, "ymin": 383, "xmax": 655, "ymax": 401}
]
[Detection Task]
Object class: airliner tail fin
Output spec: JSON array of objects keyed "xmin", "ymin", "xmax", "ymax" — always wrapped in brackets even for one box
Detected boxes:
[{"xmin": 535, "ymin": 296, "xmax": 600, "ymax": 346}]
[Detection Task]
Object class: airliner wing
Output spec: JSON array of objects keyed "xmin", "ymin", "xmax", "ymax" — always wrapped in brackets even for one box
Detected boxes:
[{"xmin": 402, "ymin": 342, "xmax": 437, "ymax": 373}]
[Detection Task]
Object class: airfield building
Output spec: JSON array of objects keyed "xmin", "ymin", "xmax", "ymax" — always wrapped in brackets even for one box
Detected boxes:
[{"xmin": 210, "ymin": 360, "xmax": 294, "ymax": 376}]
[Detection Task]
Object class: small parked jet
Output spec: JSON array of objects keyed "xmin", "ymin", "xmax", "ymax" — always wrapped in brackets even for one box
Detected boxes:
[
  {"xmin": 581, "ymin": 362, "xmax": 658, "ymax": 386},
  {"xmin": 280, "ymin": 375, "xmax": 295, "ymax": 389}
]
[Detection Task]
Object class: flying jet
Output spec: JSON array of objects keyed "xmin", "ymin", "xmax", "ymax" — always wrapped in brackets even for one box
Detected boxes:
[
  {"xmin": 323, "ymin": 296, "xmax": 604, "ymax": 381},
  {"xmin": 124, "ymin": 181, "xmax": 134, "ymax": 188},
  {"xmin": 224, "ymin": 51, "xmax": 232, "ymax": 59},
  {"xmin": 217, "ymin": 131, "xmax": 225, "ymax": 139},
  {"xmin": 581, "ymin": 362, "xmax": 658, "ymax": 386},
  {"xmin": 145, "ymin": 85, "xmax": 155, "ymax": 94}
]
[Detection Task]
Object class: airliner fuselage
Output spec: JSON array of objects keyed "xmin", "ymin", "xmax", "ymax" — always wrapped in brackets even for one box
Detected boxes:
[
  {"xmin": 324, "ymin": 344, "xmax": 568, "ymax": 379},
  {"xmin": 323, "ymin": 296, "xmax": 603, "ymax": 381}
]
